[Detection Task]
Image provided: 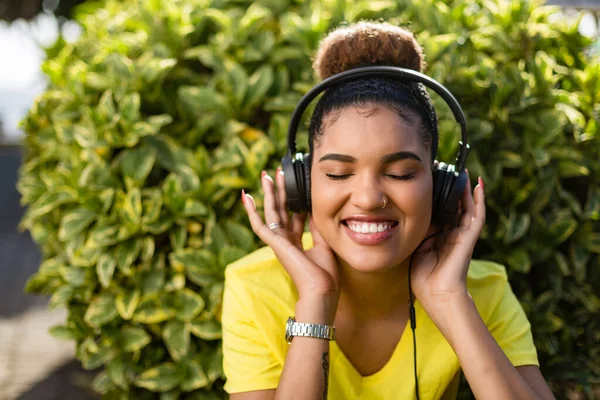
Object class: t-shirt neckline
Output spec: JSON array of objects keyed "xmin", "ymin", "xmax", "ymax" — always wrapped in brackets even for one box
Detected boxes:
[{"xmin": 331, "ymin": 299, "xmax": 421, "ymax": 386}]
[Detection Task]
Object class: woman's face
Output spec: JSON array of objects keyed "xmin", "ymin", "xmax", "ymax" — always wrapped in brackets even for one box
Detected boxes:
[{"xmin": 310, "ymin": 105, "xmax": 433, "ymax": 273}]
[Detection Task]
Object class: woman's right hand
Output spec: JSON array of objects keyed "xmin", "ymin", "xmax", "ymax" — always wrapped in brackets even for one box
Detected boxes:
[{"xmin": 241, "ymin": 169, "xmax": 340, "ymax": 320}]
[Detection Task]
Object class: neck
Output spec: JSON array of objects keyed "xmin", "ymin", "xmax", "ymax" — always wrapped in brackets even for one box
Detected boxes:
[{"xmin": 336, "ymin": 256, "xmax": 412, "ymax": 322}]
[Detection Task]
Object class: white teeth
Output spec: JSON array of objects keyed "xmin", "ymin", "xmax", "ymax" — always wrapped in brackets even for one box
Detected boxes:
[{"xmin": 346, "ymin": 221, "xmax": 394, "ymax": 234}]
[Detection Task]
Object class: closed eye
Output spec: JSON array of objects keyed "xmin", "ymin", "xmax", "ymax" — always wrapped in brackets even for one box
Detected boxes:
[
  {"xmin": 326, "ymin": 173, "xmax": 352, "ymax": 181},
  {"xmin": 386, "ymin": 173, "xmax": 415, "ymax": 181},
  {"xmin": 326, "ymin": 173, "xmax": 416, "ymax": 181}
]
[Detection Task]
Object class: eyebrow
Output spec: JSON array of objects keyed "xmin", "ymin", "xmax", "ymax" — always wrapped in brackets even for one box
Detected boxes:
[{"xmin": 318, "ymin": 151, "xmax": 422, "ymax": 164}]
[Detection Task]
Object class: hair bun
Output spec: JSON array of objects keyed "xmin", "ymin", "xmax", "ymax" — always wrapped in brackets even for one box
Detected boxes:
[{"xmin": 312, "ymin": 22, "xmax": 425, "ymax": 81}]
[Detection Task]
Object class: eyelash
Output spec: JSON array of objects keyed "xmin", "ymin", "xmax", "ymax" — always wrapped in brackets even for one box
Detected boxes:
[{"xmin": 326, "ymin": 173, "xmax": 416, "ymax": 181}]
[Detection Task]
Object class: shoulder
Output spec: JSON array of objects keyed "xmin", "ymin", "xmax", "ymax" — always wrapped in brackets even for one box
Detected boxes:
[
  {"xmin": 222, "ymin": 235, "xmax": 311, "ymax": 319},
  {"xmin": 466, "ymin": 259, "xmax": 513, "ymax": 322},
  {"xmin": 224, "ymin": 232, "xmax": 313, "ymax": 294}
]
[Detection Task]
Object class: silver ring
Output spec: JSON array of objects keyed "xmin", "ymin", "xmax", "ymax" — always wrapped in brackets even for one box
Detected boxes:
[
  {"xmin": 268, "ymin": 222, "xmax": 283, "ymax": 230},
  {"xmin": 381, "ymin": 195, "xmax": 388, "ymax": 209}
]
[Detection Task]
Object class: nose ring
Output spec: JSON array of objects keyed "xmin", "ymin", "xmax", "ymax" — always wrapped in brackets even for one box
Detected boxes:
[{"xmin": 381, "ymin": 195, "xmax": 388, "ymax": 209}]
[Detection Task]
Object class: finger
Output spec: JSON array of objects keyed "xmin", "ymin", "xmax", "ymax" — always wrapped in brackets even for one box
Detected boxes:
[
  {"xmin": 275, "ymin": 167, "xmax": 290, "ymax": 226},
  {"xmin": 261, "ymin": 171, "xmax": 283, "ymax": 229},
  {"xmin": 472, "ymin": 177, "xmax": 486, "ymax": 233},
  {"xmin": 242, "ymin": 190, "xmax": 320, "ymax": 284},
  {"xmin": 290, "ymin": 212, "xmax": 308, "ymax": 238},
  {"xmin": 459, "ymin": 173, "xmax": 475, "ymax": 229}
]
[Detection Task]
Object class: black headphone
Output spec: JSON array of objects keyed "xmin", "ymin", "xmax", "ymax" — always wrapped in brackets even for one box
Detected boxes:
[{"xmin": 281, "ymin": 66, "xmax": 470, "ymax": 226}]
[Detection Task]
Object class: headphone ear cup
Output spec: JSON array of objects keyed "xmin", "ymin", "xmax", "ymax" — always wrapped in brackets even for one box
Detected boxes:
[
  {"xmin": 281, "ymin": 154, "xmax": 305, "ymax": 213},
  {"xmin": 441, "ymin": 168, "xmax": 468, "ymax": 226},
  {"xmin": 432, "ymin": 160, "xmax": 449, "ymax": 225},
  {"xmin": 303, "ymin": 153, "xmax": 312, "ymax": 212}
]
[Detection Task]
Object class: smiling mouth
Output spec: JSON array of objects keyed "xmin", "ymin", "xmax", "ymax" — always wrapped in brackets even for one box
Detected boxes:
[{"xmin": 342, "ymin": 220, "xmax": 399, "ymax": 234}]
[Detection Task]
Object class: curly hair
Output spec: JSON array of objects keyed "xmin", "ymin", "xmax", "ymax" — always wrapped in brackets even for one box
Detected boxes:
[{"xmin": 308, "ymin": 21, "xmax": 438, "ymax": 163}]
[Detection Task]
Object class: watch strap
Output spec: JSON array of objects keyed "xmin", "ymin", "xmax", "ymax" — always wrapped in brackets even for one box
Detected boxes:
[{"xmin": 285, "ymin": 316, "xmax": 335, "ymax": 344}]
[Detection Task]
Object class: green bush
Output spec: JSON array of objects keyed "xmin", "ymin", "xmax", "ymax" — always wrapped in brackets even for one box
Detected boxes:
[{"xmin": 18, "ymin": 0, "xmax": 599, "ymax": 398}]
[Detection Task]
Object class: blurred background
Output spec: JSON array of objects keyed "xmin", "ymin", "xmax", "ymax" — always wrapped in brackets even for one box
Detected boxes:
[{"xmin": 0, "ymin": 0, "xmax": 599, "ymax": 399}]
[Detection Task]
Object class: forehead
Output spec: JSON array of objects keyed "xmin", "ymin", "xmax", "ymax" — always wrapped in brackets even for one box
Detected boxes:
[{"xmin": 314, "ymin": 106, "xmax": 428, "ymax": 158}]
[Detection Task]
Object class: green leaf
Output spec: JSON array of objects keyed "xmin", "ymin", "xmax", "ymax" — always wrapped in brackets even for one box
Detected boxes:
[
  {"xmin": 218, "ymin": 245, "xmax": 247, "ymax": 267},
  {"xmin": 506, "ymin": 248, "xmax": 532, "ymax": 273},
  {"xmin": 120, "ymin": 188, "xmax": 143, "ymax": 227},
  {"xmin": 107, "ymin": 356, "xmax": 128, "ymax": 390},
  {"xmin": 116, "ymin": 289, "xmax": 141, "ymax": 320},
  {"xmin": 244, "ymin": 135, "xmax": 275, "ymax": 177},
  {"xmin": 96, "ymin": 254, "xmax": 117, "ymax": 288},
  {"xmin": 182, "ymin": 199, "xmax": 208, "ymax": 217},
  {"xmin": 135, "ymin": 362, "xmax": 180, "ymax": 392},
  {"xmin": 176, "ymin": 165, "xmax": 200, "ymax": 192},
  {"xmin": 548, "ymin": 214, "xmax": 578, "ymax": 245},
  {"xmin": 175, "ymin": 288, "xmax": 205, "ymax": 322},
  {"xmin": 190, "ymin": 319, "xmax": 221, "ymax": 341},
  {"xmin": 98, "ymin": 90, "xmax": 116, "ymax": 120},
  {"xmin": 224, "ymin": 222, "xmax": 255, "ymax": 252},
  {"xmin": 170, "ymin": 249, "xmax": 221, "ymax": 287},
  {"xmin": 142, "ymin": 188, "xmax": 164, "ymax": 224},
  {"xmin": 140, "ymin": 236, "xmax": 156, "ymax": 262},
  {"xmin": 49, "ymin": 285, "xmax": 74, "ymax": 308},
  {"xmin": 503, "ymin": 213, "xmax": 531, "ymax": 244},
  {"xmin": 200, "ymin": 346, "xmax": 224, "ymax": 383},
  {"xmin": 87, "ymin": 220, "xmax": 120, "ymax": 247},
  {"xmin": 121, "ymin": 326, "xmax": 152, "ymax": 352},
  {"xmin": 115, "ymin": 238, "xmax": 143, "ymax": 276},
  {"xmin": 178, "ymin": 86, "xmax": 228, "ymax": 114},
  {"xmin": 59, "ymin": 265, "xmax": 90, "ymax": 287},
  {"xmin": 27, "ymin": 188, "xmax": 78, "ymax": 220},
  {"xmin": 180, "ymin": 359, "xmax": 209, "ymax": 392},
  {"xmin": 49, "ymin": 324, "xmax": 77, "ymax": 340},
  {"xmin": 84, "ymin": 292, "xmax": 119, "ymax": 327},
  {"xmin": 92, "ymin": 371, "xmax": 115, "ymax": 395},
  {"xmin": 120, "ymin": 144, "xmax": 157, "ymax": 189},
  {"xmin": 58, "ymin": 207, "xmax": 96, "ymax": 241},
  {"xmin": 569, "ymin": 244, "xmax": 590, "ymax": 283},
  {"xmin": 558, "ymin": 161, "xmax": 590, "ymax": 177},
  {"xmin": 120, "ymin": 92, "xmax": 141, "ymax": 122},
  {"xmin": 162, "ymin": 320, "xmax": 189, "ymax": 362},
  {"xmin": 169, "ymin": 224, "xmax": 188, "ymax": 251},
  {"xmin": 583, "ymin": 233, "xmax": 600, "ymax": 253},
  {"xmin": 133, "ymin": 297, "xmax": 176, "ymax": 324},
  {"xmin": 243, "ymin": 65, "xmax": 274, "ymax": 110}
]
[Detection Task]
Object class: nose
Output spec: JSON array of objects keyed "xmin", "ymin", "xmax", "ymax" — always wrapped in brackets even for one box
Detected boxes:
[{"xmin": 350, "ymin": 173, "xmax": 386, "ymax": 211}]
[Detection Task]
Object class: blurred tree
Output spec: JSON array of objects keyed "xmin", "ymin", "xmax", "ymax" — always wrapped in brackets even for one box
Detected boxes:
[{"xmin": 0, "ymin": 0, "xmax": 94, "ymax": 22}]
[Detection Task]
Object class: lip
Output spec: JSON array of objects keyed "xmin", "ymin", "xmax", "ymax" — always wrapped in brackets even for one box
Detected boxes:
[{"xmin": 342, "ymin": 220, "xmax": 398, "ymax": 245}]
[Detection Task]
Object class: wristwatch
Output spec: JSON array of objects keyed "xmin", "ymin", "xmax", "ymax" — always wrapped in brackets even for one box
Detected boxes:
[{"xmin": 285, "ymin": 316, "xmax": 336, "ymax": 344}]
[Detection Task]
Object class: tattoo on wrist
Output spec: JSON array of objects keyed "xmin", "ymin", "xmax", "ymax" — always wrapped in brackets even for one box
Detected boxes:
[{"xmin": 322, "ymin": 351, "xmax": 329, "ymax": 399}]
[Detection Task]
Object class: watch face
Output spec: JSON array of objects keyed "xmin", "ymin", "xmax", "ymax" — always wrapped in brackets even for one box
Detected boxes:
[{"xmin": 285, "ymin": 317, "xmax": 294, "ymax": 344}]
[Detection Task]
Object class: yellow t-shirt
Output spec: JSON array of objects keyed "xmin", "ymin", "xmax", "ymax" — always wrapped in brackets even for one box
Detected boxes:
[{"xmin": 221, "ymin": 233, "xmax": 539, "ymax": 399}]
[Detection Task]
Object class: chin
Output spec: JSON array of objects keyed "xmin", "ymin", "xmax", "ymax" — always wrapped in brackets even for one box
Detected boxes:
[{"xmin": 337, "ymin": 247, "xmax": 406, "ymax": 274}]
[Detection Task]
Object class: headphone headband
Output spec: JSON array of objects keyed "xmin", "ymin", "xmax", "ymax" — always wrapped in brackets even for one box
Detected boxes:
[{"xmin": 287, "ymin": 66, "xmax": 469, "ymax": 171}]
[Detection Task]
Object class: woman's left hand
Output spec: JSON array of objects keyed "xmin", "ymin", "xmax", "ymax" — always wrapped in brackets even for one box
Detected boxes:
[{"xmin": 410, "ymin": 174, "xmax": 486, "ymax": 311}]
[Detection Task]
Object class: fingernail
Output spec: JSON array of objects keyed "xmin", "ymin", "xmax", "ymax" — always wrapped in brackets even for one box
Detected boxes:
[
  {"xmin": 276, "ymin": 166, "xmax": 281, "ymax": 175},
  {"xmin": 261, "ymin": 170, "xmax": 266, "ymax": 178},
  {"xmin": 241, "ymin": 189, "xmax": 246, "ymax": 205},
  {"xmin": 479, "ymin": 177, "xmax": 484, "ymax": 191},
  {"xmin": 263, "ymin": 173, "xmax": 273, "ymax": 183},
  {"xmin": 245, "ymin": 193, "xmax": 256, "ymax": 210}
]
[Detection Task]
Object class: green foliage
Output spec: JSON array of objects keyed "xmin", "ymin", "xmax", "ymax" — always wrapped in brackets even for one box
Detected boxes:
[{"xmin": 18, "ymin": 0, "xmax": 599, "ymax": 397}]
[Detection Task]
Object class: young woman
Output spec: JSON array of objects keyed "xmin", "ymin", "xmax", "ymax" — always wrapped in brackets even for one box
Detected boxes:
[{"xmin": 221, "ymin": 22, "xmax": 555, "ymax": 400}]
